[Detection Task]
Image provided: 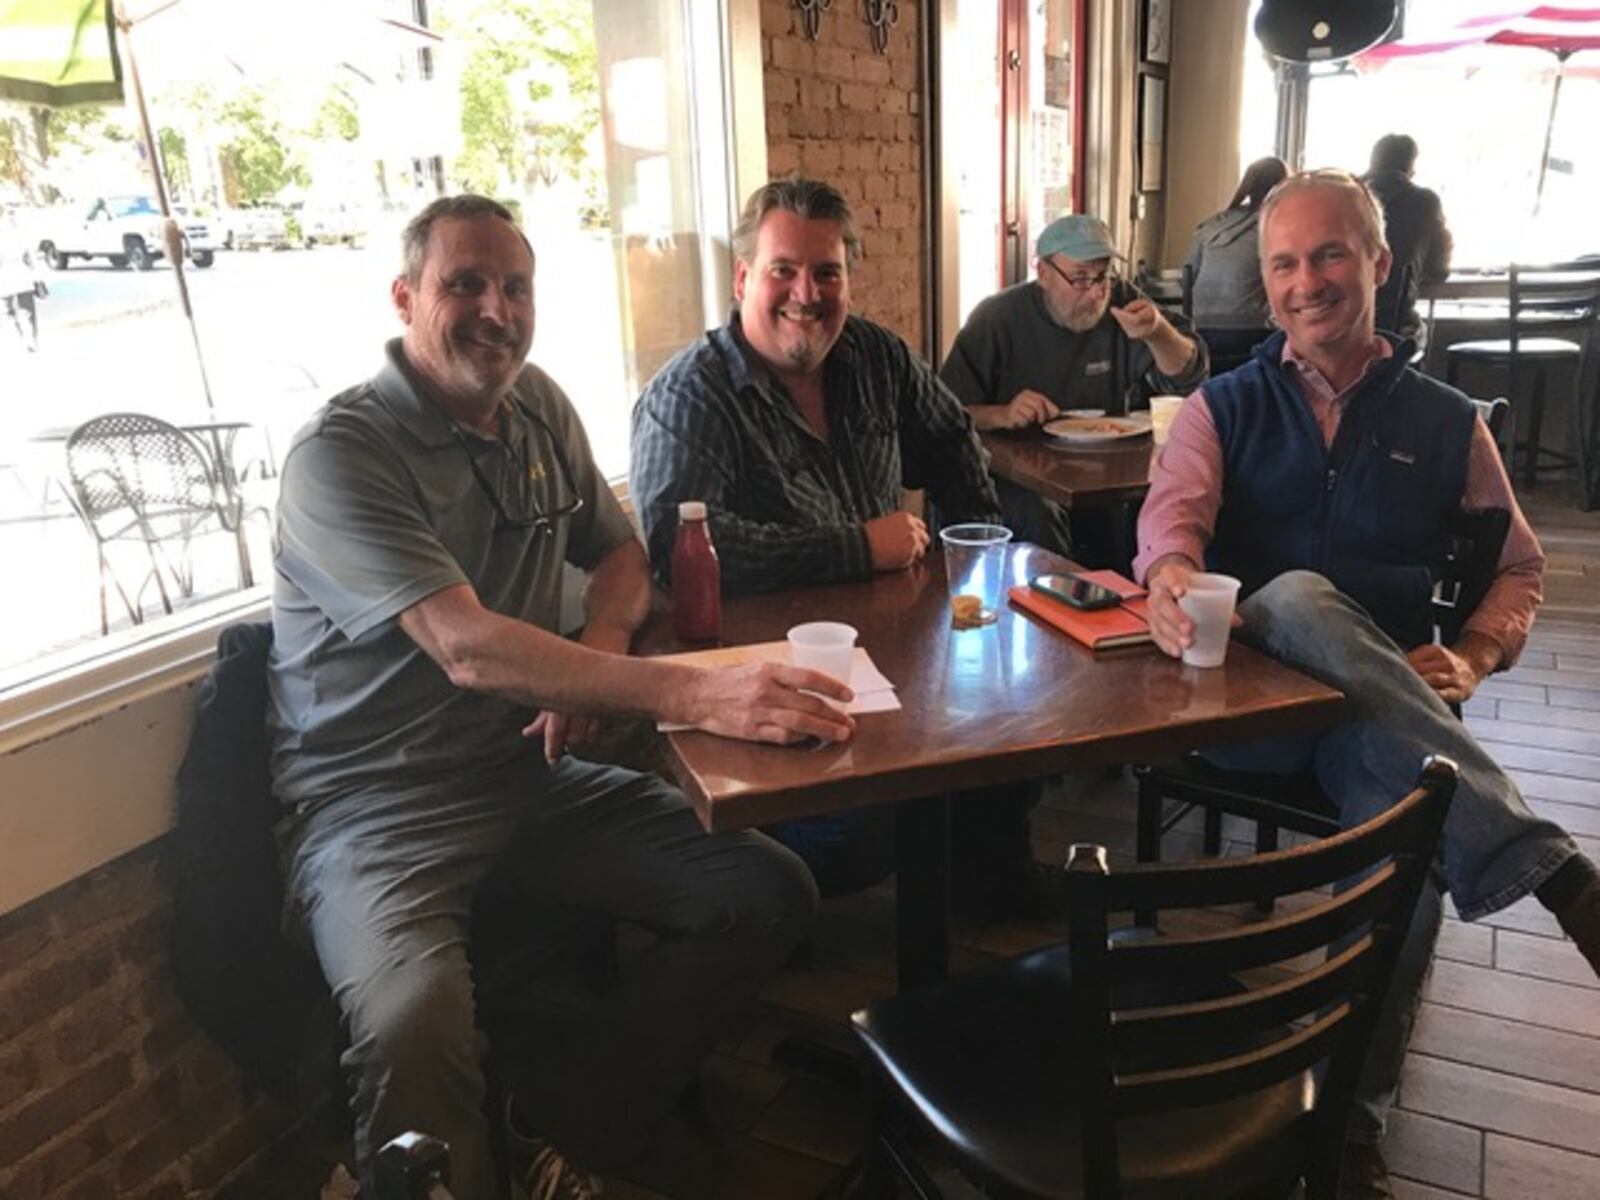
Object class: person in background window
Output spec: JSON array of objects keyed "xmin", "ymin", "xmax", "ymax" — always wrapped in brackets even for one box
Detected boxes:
[
  {"xmin": 1137, "ymin": 170, "xmax": 1597, "ymax": 1200},
  {"xmin": 267, "ymin": 194, "xmax": 854, "ymax": 1200},
  {"xmin": 1364, "ymin": 132, "xmax": 1453, "ymax": 342},
  {"xmin": 632, "ymin": 178, "xmax": 1054, "ymax": 920},
  {"xmin": 0, "ymin": 211, "xmax": 41, "ymax": 353},
  {"xmin": 1184, "ymin": 155, "xmax": 1287, "ymax": 337},
  {"xmin": 939, "ymin": 214, "xmax": 1208, "ymax": 558}
]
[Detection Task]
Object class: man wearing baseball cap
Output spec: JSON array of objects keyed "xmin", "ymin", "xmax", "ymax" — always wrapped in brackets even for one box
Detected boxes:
[{"xmin": 940, "ymin": 214, "xmax": 1207, "ymax": 556}]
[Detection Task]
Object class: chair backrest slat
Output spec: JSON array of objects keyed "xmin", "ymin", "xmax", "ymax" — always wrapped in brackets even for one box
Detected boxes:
[
  {"xmin": 1108, "ymin": 862, "xmax": 1404, "ymax": 984},
  {"xmin": 1115, "ymin": 1003, "xmax": 1349, "ymax": 1116},
  {"xmin": 1090, "ymin": 786, "xmax": 1436, "ymax": 913},
  {"xmin": 1109, "ymin": 935, "xmax": 1374, "ymax": 1058}
]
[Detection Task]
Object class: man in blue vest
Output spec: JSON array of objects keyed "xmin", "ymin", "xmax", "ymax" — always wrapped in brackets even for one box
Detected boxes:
[{"xmin": 1135, "ymin": 170, "xmax": 1598, "ymax": 1199}]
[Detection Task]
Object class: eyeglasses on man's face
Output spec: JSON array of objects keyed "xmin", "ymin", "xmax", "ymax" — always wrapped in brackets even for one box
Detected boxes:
[
  {"xmin": 1041, "ymin": 256, "xmax": 1118, "ymax": 292},
  {"xmin": 454, "ymin": 408, "xmax": 585, "ymax": 531}
]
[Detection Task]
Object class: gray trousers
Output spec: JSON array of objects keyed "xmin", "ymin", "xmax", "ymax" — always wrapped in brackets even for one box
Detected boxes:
[
  {"xmin": 283, "ymin": 756, "xmax": 817, "ymax": 1200},
  {"xmin": 1204, "ymin": 571, "xmax": 1578, "ymax": 1143}
]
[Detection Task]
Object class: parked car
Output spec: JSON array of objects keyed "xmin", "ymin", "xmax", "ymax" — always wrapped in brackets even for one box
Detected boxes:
[
  {"xmin": 301, "ymin": 203, "xmax": 368, "ymax": 248},
  {"xmin": 226, "ymin": 206, "xmax": 293, "ymax": 251},
  {"xmin": 37, "ymin": 195, "xmax": 217, "ymax": 270}
]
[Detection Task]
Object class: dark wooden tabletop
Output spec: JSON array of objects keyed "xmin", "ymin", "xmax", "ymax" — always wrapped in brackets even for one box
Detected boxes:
[
  {"xmin": 979, "ymin": 428, "xmax": 1156, "ymax": 510},
  {"xmin": 638, "ymin": 544, "xmax": 1344, "ymax": 834}
]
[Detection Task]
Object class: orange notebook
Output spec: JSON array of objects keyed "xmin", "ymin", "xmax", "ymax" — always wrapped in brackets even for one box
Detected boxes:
[{"xmin": 1007, "ymin": 569, "xmax": 1154, "ymax": 650}]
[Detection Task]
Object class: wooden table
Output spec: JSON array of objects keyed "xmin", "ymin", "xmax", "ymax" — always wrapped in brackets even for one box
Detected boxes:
[
  {"xmin": 639, "ymin": 545, "xmax": 1343, "ymax": 989},
  {"xmin": 979, "ymin": 429, "xmax": 1155, "ymax": 511}
]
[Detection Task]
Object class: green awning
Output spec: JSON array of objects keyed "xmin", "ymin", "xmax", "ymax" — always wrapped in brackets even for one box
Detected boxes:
[{"xmin": 0, "ymin": 0, "xmax": 123, "ymax": 106}]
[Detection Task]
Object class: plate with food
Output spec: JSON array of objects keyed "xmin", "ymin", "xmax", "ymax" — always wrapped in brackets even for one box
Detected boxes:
[{"xmin": 1041, "ymin": 413, "xmax": 1153, "ymax": 443}]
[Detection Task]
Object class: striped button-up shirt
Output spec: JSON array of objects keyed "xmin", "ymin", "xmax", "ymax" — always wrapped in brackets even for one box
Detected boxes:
[{"xmin": 630, "ymin": 314, "xmax": 1001, "ymax": 594}]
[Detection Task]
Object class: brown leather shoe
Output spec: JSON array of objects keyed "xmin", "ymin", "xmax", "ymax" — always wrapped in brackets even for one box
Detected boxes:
[
  {"xmin": 1338, "ymin": 1141, "xmax": 1394, "ymax": 1200},
  {"xmin": 1554, "ymin": 876, "xmax": 1600, "ymax": 979}
]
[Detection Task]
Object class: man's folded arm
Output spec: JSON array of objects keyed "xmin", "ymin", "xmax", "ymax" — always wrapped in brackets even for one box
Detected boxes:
[{"xmin": 704, "ymin": 513, "xmax": 873, "ymax": 592}]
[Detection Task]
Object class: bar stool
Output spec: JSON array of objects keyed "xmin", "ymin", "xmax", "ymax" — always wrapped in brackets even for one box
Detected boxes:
[{"xmin": 1445, "ymin": 263, "xmax": 1600, "ymax": 489}]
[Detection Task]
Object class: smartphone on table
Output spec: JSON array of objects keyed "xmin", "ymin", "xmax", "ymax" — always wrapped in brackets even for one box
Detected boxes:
[{"xmin": 1028, "ymin": 573, "xmax": 1122, "ymax": 611}]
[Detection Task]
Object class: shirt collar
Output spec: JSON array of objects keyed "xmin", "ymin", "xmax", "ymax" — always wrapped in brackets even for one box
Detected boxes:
[
  {"xmin": 714, "ymin": 311, "xmax": 858, "ymax": 398},
  {"xmin": 370, "ymin": 338, "xmax": 523, "ymax": 449},
  {"xmin": 1280, "ymin": 334, "xmax": 1394, "ymax": 403}
]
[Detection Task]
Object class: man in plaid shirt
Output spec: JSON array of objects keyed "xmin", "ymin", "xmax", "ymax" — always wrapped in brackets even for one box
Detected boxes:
[{"xmin": 631, "ymin": 178, "xmax": 1055, "ymax": 916}]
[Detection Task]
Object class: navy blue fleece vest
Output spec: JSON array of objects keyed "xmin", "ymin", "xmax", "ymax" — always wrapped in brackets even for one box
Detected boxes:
[{"xmin": 1203, "ymin": 332, "xmax": 1475, "ymax": 651}]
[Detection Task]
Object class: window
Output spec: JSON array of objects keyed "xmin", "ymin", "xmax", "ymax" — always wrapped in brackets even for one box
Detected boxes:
[
  {"xmin": 947, "ymin": 0, "xmax": 1085, "ymax": 329},
  {"xmin": 1239, "ymin": 0, "xmax": 1600, "ymax": 267},
  {"xmin": 0, "ymin": 0, "xmax": 745, "ymax": 688}
]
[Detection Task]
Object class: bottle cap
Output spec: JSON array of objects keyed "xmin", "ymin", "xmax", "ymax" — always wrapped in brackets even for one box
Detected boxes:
[{"xmin": 678, "ymin": 500, "xmax": 708, "ymax": 521}]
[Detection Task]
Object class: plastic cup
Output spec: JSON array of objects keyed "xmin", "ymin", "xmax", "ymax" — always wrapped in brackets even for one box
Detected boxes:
[
  {"xmin": 939, "ymin": 523, "xmax": 1013, "ymax": 627},
  {"xmin": 1177, "ymin": 572, "xmax": 1242, "ymax": 668},
  {"xmin": 787, "ymin": 621, "xmax": 858, "ymax": 683},
  {"xmin": 1150, "ymin": 394, "xmax": 1184, "ymax": 446}
]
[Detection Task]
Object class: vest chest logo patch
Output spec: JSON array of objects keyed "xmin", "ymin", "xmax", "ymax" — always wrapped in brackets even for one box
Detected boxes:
[
  {"xmin": 1388, "ymin": 449, "xmax": 1416, "ymax": 465},
  {"xmin": 1084, "ymin": 360, "xmax": 1112, "ymax": 376}
]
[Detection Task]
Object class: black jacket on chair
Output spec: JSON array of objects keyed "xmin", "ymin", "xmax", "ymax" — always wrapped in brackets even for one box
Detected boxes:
[{"xmin": 167, "ymin": 621, "xmax": 334, "ymax": 1099}]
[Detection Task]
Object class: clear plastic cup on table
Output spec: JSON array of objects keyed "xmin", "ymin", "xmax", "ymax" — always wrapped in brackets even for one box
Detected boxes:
[
  {"xmin": 938, "ymin": 523, "xmax": 1013, "ymax": 628},
  {"xmin": 1178, "ymin": 572, "xmax": 1242, "ymax": 667}
]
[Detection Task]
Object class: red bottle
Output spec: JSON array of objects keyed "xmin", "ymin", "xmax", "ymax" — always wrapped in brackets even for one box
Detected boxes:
[{"xmin": 671, "ymin": 500, "xmax": 722, "ymax": 642}]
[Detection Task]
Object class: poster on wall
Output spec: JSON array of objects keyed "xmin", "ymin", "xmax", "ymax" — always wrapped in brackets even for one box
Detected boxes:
[
  {"xmin": 1144, "ymin": 0, "xmax": 1172, "ymax": 66},
  {"xmin": 1139, "ymin": 74, "xmax": 1166, "ymax": 192}
]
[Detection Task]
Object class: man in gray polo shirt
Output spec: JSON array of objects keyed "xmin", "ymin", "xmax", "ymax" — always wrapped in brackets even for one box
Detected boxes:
[{"xmin": 268, "ymin": 195, "xmax": 852, "ymax": 1200}]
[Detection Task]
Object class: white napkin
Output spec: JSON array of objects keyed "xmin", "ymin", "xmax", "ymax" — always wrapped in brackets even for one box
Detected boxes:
[{"xmin": 655, "ymin": 641, "xmax": 900, "ymax": 730}]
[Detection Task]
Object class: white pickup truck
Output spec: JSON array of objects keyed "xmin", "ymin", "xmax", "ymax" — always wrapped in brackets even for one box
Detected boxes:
[{"xmin": 37, "ymin": 195, "xmax": 217, "ymax": 271}]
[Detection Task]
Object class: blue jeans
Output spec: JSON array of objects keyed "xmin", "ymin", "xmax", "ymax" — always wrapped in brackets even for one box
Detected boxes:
[
  {"xmin": 1203, "ymin": 571, "xmax": 1578, "ymax": 1143},
  {"xmin": 282, "ymin": 756, "xmax": 817, "ymax": 1200}
]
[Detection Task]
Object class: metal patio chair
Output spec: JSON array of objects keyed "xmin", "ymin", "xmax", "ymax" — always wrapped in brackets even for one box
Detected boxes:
[{"xmin": 65, "ymin": 412, "xmax": 234, "ymax": 633}]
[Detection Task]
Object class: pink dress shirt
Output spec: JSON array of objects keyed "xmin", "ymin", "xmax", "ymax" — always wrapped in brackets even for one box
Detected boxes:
[{"xmin": 1133, "ymin": 337, "xmax": 1544, "ymax": 666}]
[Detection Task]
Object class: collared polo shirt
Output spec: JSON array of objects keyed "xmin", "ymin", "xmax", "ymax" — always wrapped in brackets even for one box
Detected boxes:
[{"xmin": 268, "ymin": 340, "xmax": 635, "ymax": 811}]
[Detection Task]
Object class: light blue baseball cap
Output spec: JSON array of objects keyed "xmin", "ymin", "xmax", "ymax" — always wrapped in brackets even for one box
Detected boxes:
[{"xmin": 1035, "ymin": 214, "xmax": 1121, "ymax": 263}]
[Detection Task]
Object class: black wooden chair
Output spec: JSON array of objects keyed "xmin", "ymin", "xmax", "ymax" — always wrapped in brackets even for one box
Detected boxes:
[
  {"xmin": 848, "ymin": 758, "xmax": 1456, "ymax": 1200},
  {"xmin": 1129, "ymin": 504, "xmax": 1507, "ymax": 911},
  {"xmin": 1445, "ymin": 263, "xmax": 1600, "ymax": 489}
]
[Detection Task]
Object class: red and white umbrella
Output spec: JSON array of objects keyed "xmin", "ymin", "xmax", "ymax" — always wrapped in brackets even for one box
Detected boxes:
[{"xmin": 1357, "ymin": 5, "xmax": 1600, "ymax": 212}]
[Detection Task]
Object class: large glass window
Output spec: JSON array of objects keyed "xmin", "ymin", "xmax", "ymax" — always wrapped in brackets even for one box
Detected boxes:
[
  {"xmin": 1239, "ymin": 0, "xmax": 1600, "ymax": 267},
  {"xmin": 0, "ymin": 0, "xmax": 733, "ymax": 684}
]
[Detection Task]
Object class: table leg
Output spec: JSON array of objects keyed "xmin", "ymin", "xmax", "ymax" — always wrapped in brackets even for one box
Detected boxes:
[{"xmin": 894, "ymin": 793, "xmax": 950, "ymax": 992}]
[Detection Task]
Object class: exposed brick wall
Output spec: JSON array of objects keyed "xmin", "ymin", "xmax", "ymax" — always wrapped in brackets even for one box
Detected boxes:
[
  {"xmin": 761, "ymin": 0, "xmax": 926, "ymax": 352},
  {"xmin": 0, "ymin": 845, "xmax": 304, "ymax": 1199}
]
